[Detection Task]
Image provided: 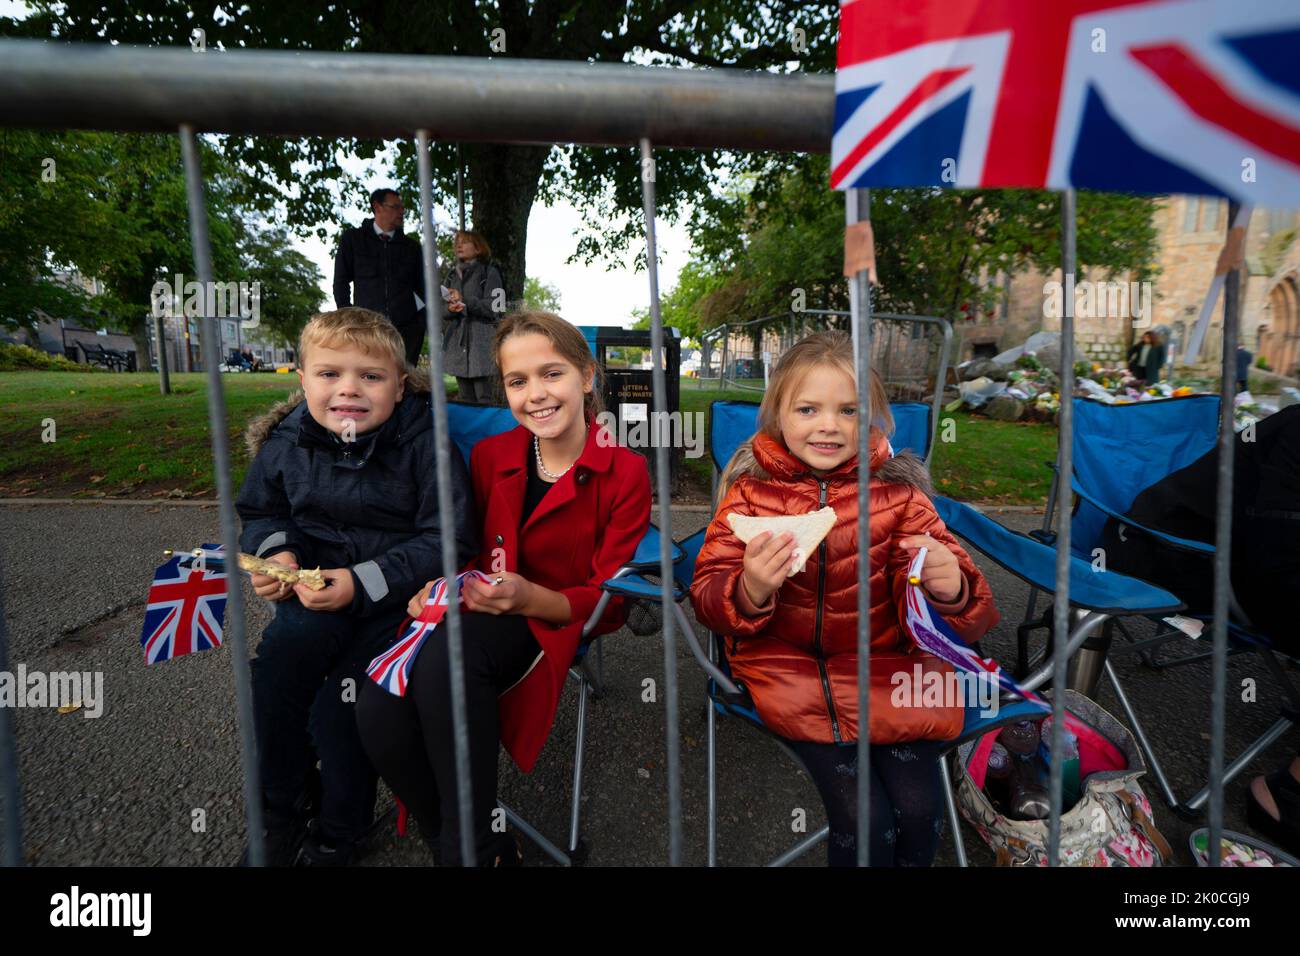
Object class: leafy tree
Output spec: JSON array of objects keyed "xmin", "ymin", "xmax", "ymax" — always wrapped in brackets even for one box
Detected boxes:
[
  {"xmin": 241, "ymin": 226, "xmax": 325, "ymax": 350},
  {"xmin": 0, "ymin": 130, "xmax": 126, "ymax": 329},
  {"xmin": 631, "ymin": 260, "xmax": 726, "ymax": 341},
  {"xmin": 0, "ymin": 128, "xmax": 248, "ymax": 359},
  {"xmin": 522, "ymin": 276, "xmax": 562, "ymax": 313},
  {"xmin": 93, "ymin": 133, "xmax": 244, "ymax": 359},
  {"xmin": 667, "ymin": 154, "xmax": 1161, "ymax": 337},
  {"xmin": 2, "ymin": 1, "xmax": 841, "ymax": 306},
  {"xmin": 2, "ymin": 128, "xmax": 328, "ymax": 366}
]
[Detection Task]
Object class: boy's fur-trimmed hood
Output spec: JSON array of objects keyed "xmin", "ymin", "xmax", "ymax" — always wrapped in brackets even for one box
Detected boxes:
[
  {"xmin": 244, "ymin": 366, "xmax": 432, "ymax": 459},
  {"xmin": 723, "ymin": 431, "xmax": 932, "ymax": 497}
]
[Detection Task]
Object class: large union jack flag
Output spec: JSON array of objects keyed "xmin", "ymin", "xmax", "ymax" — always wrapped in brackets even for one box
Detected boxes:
[
  {"xmin": 832, "ymin": 0, "xmax": 1300, "ymax": 202},
  {"xmin": 140, "ymin": 544, "xmax": 227, "ymax": 664}
]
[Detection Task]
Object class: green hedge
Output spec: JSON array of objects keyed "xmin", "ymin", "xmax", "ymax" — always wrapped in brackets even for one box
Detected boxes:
[{"xmin": 0, "ymin": 342, "xmax": 100, "ymax": 373}]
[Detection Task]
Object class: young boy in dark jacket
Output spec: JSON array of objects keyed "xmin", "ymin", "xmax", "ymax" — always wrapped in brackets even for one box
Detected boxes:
[{"xmin": 236, "ymin": 307, "xmax": 477, "ymax": 865}]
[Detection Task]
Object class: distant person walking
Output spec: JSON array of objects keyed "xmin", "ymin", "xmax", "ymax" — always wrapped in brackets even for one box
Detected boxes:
[
  {"xmin": 1236, "ymin": 345, "xmax": 1254, "ymax": 393},
  {"xmin": 333, "ymin": 188, "xmax": 427, "ymax": 366},
  {"xmin": 1126, "ymin": 330, "xmax": 1166, "ymax": 386},
  {"xmin": 443, "ymin": 230, "xmax": 505, "ymax": 404}
]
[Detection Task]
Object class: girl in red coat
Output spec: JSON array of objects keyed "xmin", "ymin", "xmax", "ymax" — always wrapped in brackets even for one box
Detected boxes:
[
  {"xmin": 691, "ymin": 331, "xmax": 998, "ymax": 866},
  {"xmin": 358, "ymin": 311, "xmax": 651, "ymax": 866}
]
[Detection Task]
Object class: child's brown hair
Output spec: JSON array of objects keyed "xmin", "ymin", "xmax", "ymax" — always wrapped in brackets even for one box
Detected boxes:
[
  {"xmin": 492, "ymin": 310, "xmax": 605, "ymax": 419},
  {"xmin": 719, "ymin": 330, "xmax": 891, "ymax": 496}
]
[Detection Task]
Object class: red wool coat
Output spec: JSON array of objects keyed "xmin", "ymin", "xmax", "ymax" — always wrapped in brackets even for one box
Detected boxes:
[
  {"xmin": 691, "ymin": 430, "xmax": 999, "ymax": 745},
  {"xmin": 470, "ymin": 422, "xmax": 651, "ymax": 772}
]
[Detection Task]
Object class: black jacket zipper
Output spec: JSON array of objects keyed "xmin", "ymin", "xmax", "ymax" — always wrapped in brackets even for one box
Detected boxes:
[{"xmin": 812, "ymin": 478, "xmax": 842, "ymax": 743}]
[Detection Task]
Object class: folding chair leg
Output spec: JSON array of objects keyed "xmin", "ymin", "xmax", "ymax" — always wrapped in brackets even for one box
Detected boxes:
[
  {"xmin": 767, "ymin": 826, "xmax": 829, "ymax": 867},
  {"xmin": 568, "ymin": 677, "xmax": 590, "ymax": 854},
  {"xmin": 1102, "ymin": 658, "xmax": 1181, "ymax": 811},
  {"xmin": 939, "ymin": 753, "xmax": 968, "ymax": 867},
  {"xmin": 499, "ymin": 801, "xmax": 571, "ymax": 866},
  {"xmin": 1105, "ymin": 659, "xmax": 1298, "ymax": 818},
  {"xmin": 1184, "ymin": 716, "xmax": 1295, "ymax": 814},
  {"xmin": 707, "ymin": 698, "xmax": 718, "ymax": 867},
  {"xmin": 1016, "ymin": 604, "xmax": 1051, "ymax": 678}
]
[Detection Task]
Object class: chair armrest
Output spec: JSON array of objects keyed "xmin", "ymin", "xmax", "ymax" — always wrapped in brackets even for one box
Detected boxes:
[
  {"xmin": 933, "ymin": 495, "xmax": 1184, "ymax": 615},
  {"xmin": 625, "ymin": 523, "xmax": 685, "ymax": 571},
  {"xmin": 1069, "ymin": 476, "xmax": 1215, "ymax": 556},
  {"xmin": 602, "ymin": 572, "xmax": 684, "ymax": 603}
]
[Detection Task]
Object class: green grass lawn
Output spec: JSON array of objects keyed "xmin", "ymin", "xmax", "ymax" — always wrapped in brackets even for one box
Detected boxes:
[
  {"xmin": 929, "ymin": 406, "xmax": 1056, "ymax": 504},
  {"xmin": 0, "ymin": 371, "xmax": 302, "ymax": 498},
  {"xmin": 0, "ymin": 371, "xmax": 1058, "ymax": 505}
]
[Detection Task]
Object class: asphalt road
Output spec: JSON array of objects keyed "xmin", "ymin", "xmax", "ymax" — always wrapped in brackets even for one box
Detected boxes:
[{"xmin": 1, "ymin": 502, "xmax": 1295, "ymax": 867}]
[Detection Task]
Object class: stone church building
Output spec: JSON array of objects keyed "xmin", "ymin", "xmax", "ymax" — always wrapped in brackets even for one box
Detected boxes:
[{"xmin": 954, "ymin": 198, "xmax": 1300, "ymax": 378}]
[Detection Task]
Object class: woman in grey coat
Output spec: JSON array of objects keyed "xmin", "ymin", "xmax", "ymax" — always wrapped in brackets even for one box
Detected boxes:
[{"xmin": 444, "ymin": 230, "xmax": 505, "ymax": 404}]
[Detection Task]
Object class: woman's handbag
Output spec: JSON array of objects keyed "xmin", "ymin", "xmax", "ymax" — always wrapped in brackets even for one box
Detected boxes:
[{"xmin": 955, "ymin": 689, "xmax": 1173, "ymax": 866}]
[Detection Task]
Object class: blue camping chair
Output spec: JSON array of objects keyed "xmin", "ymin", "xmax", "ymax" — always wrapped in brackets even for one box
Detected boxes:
[
  {"xmin": 1016, "ymin": 395, "xmax": 1300, "ymax": 817},
  {"xmin": 706, "ymin": 399, "xmax": 935, "ymax": 489},
  {"xmin": 435, "ymin": 401, "xmax": 683, "ymax": 864},
  {"xmin": 612, "ymin": 399, "xmax": 1046, "ymax": 865}
]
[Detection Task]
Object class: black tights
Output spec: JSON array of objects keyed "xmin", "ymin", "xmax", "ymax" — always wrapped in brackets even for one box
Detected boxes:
[
  {"xmin": 356, "ymin": 611, "xmax": 540, "ymax": 865},
  {"xmin": 788, "ymin": 738, "xmax": 947, "ymax": 867}
]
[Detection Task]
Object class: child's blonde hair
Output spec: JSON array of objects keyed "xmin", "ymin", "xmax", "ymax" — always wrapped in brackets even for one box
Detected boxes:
[
  {"xmin": 719, "ymin": 330, "xmax": 891, "ymax": 496},
  {"xmin": 298, "ymin": 307, "xmax": 408, "ymax": 372},
  {"xmin": 493, "ymin": 310, "xmax": 605, "ymax": 419}
]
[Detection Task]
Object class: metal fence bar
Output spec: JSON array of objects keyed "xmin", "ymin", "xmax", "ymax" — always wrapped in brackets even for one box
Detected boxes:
[
  {"xmin": 178, "ymin": 124, "xmax": 265, "ymax": 866},
  {"xmin": 1048, "ymin": 188, "xmax": 1078, "ymax": 867},
  {"xmin": 640, "ymin": 138, "xmax": 683, "ymax": 866},
  {"xmin": 1208, "ymin": 202, "xmax": 1242, "ymax": 866},
  {"xmin": 0, "ymin": 547, "xmax": 22, "ymax": 867},
  {"xmin": 848, "ymin": 187, "xmax": 874, "ymax": 867},
  {"xmin": 0, "ymin": 41, "xmax": 832, "ymax": 152},
  {"xmin": 416, "ymin": 129, "xmax": 477, "ymax": 867}
]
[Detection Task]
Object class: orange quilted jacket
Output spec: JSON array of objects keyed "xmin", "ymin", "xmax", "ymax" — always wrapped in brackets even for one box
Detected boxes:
[{"xmin": 690, "ymin": 429, "xmax": 999, "ymax": 745}]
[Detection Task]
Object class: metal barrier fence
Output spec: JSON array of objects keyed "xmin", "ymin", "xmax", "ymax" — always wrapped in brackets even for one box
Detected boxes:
[
  {"xmin": 702, "ymin": 310, "xmax": 949, "ymax": 396},
  {"xmin": 0, "ymin": 39, "xmax": 1242, "ymax": 868},
  {"xmin": 699, "ymin": 309, "xmax": 952, "ymax": 459}
]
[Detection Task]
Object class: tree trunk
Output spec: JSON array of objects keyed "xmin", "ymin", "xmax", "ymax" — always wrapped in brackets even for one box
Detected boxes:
[
  {"xmin": 115, "ymin": 276, "xmax": 156, "ymax": 372},
  {"xmin": 465, "ymin": 143, "xmax": 550, "ymax": 308}
]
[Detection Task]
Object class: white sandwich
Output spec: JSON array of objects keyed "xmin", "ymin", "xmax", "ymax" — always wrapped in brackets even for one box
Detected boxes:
[{"xmin": 726, "ymin": 506, "xmax": 837, "ymax": 576}]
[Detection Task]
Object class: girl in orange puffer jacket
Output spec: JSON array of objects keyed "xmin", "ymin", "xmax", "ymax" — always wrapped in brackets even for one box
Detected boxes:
[{"xmin": 691, "ymin": 331, "xmax": 999, "ymax": 866}]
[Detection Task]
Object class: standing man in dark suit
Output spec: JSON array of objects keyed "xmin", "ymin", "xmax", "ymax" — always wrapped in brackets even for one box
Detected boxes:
[{"xmin": 333, "ymin": 188, "xmax": 428, "ymax": 366}]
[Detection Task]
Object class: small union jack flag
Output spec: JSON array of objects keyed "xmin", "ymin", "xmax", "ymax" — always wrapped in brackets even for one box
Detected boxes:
[
  {"xmin": 902, "ymin": 548, "xmax": 1043, "ymax": 706},
  {"xmin": 367, "ymin": 570, "xmax": 493, "ymax": 696},
  {"xmin": 140, "ymin": 544, "xmax": 227, "ymax": 665},
  {"xmin": 833, "ymin": 0, "xmax": 1300, "ymax": 202}
]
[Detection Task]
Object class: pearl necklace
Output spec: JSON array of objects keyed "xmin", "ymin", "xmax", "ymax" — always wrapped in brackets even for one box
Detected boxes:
[{"xmin": 534, "ymin": 433, "xmax": 575, "ymax": 480}]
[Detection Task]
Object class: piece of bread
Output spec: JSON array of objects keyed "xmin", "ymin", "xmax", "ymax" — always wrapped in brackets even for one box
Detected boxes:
[
  {"xmin": 726, "ymin": 506, "xmax": 837, "ymax": 576},
  {"xmin": 237, "ymin": 552, "xmax": 326, "ymax": 591}
]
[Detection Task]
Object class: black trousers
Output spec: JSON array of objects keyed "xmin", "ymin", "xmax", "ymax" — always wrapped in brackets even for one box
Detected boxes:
[
  {"xmin": 356, "ymin": 611, "xmax": 540, "ymax": 865},
  {"xmin": 249, "ymin": 599, "xmax": 407, "ymax": 842},
  {"xmin": 397, "ymin": 320, "xmax": 426, "ymax": 367},
  {"xmin": 787, "ymin": 738, "xmax": 947, "ymax": 867}
]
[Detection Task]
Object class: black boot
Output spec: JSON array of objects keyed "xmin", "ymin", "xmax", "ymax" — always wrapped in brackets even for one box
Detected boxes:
[
  {"xmin": 295, "ymin": 819, "xmax": 359, "ymax": 867},
  {"xmin": 236, "ymin": 808, "xmax": 307, "ymax": 867}
]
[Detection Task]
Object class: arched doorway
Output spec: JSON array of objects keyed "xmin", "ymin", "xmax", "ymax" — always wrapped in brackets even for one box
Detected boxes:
[{"xmin": 1263, "ymin": 275, "xmax": 1299, "ymax": 377}]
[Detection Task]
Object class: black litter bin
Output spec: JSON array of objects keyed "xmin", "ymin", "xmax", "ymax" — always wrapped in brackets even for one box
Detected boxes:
[{"xmin": 581, "ymin": 326, "xmax": 682, "ymax": 495}]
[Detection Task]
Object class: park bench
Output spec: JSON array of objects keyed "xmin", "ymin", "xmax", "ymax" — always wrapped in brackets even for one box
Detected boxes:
[{"xmin": 80, "ymin": 341, "xmax": 132, "ymax": 372}]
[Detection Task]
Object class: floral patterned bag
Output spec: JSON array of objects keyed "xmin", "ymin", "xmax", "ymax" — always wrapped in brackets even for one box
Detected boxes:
[{"xmin": 955, "ymin": 689, "xmax": 1172, "ymax": 867}]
